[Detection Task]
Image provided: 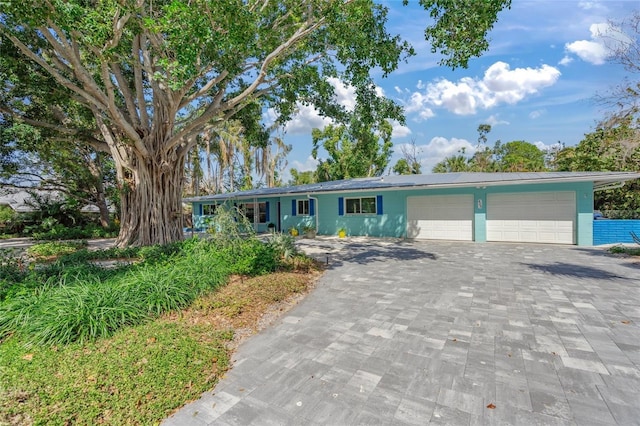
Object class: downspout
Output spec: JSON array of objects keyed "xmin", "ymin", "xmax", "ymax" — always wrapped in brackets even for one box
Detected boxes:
[{"xmin": 307, "ymin": 194, "xmax": 319, "ymax": 233}]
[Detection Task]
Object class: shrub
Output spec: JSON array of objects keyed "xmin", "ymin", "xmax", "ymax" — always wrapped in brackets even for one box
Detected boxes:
[
  {"xmin": 268, "ymin": 232, "xmax": 298, "ymax": 260},
  {"xmin": 609, "ymin": 245, "xmax": 640, "ymax": 256},
  {"xmin": 601, "ymin": 209, "xmax": 640, "ymax": 220},
  {"xmin": 206, "ymin": 203, "xmax": 255, "ymax": 247},
  {"xmin": 31, "ymin": 223, "xmax": 119, "ymax": 240}
]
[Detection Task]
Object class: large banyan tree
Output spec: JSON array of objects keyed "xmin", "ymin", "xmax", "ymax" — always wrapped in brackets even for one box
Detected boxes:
[{"xmin": 1, "ymin": 0, "xmax": 509, "ymax": 246}]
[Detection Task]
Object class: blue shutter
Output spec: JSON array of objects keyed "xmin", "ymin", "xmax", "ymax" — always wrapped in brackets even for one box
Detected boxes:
[
  {"xmin": 265, "ymin": 201, "xmax": 270, "ymax": 222},
  {"xmin": 309, "ymin": 199, "xmax": 315, "ymax": 216},
  {"xmin": 376, "ymin": 195, "xmax": 383, "ymax": 215},
  {"xmin": 292, "ymin": 199, "xmax": 297, "ymax": 216},
  {"xmin": 338, "ymin": 197, "xmax": 344, "ymax": 216}
]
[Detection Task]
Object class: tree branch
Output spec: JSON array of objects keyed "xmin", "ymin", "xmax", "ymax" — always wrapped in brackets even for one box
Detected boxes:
[
  {"xmin": 110, "ymin": 63, "xmax": 141, "ymax": 128},
  {"xmin": 132, "ymin": 34, "xmax": 151, "ymax": 128},
  {"xmin": 225, "ymin": 17, "xmax": 325, "ymax": 111},
  {"xmin": 179, "ymin": 69, "xmax": 229, "ymax": 109}
]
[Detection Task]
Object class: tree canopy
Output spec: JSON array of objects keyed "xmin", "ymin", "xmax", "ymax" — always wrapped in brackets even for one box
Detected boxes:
[
  {"xmin": 312, "ymin": 111, "xmax": 393, "ymax": 181},
  {"xmin": 433, "ymin": 139, "xmax": 547, "ymax": 173},
  {"xmin": 1, "ymin": 0, "xmax": 511, "ymax": 246},
  {"xmin": 554, "ymin": 116, "xmax": 640, "ymax": 216}
]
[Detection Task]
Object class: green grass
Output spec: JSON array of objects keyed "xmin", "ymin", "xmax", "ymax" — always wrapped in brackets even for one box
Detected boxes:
[
  {"xmin": 609, "ymin": 245, "xmax": 640, "ymax": 256},
  {"xmin": 0, "ymin": 235, "xmax": 321, "ymax": 425},
  {"xmin": 25, "ymin": 240, "xmax": 88, "ymax": 259},
  {"xmin": 0, "ymin": 320, "xmax": 233, "ymax": 425},
  {"xmin": 0, "ymin": 239, "xmax": 239, "ymax": 345}
]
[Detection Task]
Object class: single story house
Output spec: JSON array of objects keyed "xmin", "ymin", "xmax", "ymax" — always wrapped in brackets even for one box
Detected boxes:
[{"xmin": 184, "ymin": 172, "xmax": 640, "ymax": 246}]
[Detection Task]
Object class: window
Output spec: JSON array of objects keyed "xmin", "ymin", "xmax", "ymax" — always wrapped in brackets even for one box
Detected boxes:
[
  {"xmin": 202, "ymin": 204, "xmax": 216, "ymax": 215},
  {"xmin": 345, "ymin": 197, "xmax": 376, "ymax": 214},
  {"xmin": 297, "ymin": 199, "xmax": 309, "ymax": 216},
  {"xmin": 239, "ymin": 202, "xmax": 268, "ymax": 223},
  {"xmin": 258, "ymin": 202, "xmax": 267, "ymax": 223}
]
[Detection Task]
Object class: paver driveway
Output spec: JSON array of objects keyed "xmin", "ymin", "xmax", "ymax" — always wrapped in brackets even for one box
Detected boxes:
[{"xmin": 164, "ymin": 240, "xmax": 640, "ymax": 425}]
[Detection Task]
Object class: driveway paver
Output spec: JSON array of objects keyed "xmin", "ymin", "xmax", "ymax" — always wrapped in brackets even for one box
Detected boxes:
[{"xmin": 163, "ymin": 239, "xmax": 640, "ymax": 425}]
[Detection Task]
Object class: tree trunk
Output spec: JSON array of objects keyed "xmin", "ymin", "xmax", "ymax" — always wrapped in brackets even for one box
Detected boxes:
[
  {"xmin": 96, "ymin": 192, "xmax": 111, "ymax": 228},
  {"xmin": 114, "ymin": 154, "xmax": 185, "ymax": 247}
]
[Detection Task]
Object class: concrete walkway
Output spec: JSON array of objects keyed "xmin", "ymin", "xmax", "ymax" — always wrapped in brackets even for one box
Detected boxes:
[{"xmin": 163, "ymin": 239, "xmax": 640, "ymax": 425}]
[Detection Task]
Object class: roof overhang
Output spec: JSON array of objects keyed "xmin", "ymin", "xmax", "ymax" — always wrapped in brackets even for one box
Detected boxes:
[{"xmin": 183, "ymin": 172, "xmax": 640, "ymax": 203}]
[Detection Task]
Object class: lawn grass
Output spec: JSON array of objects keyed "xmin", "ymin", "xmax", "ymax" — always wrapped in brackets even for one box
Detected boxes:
[
  {"xmin": 0, "ymin": 270, "xmax": 321, "ymax": 425},
  {"xmin": 1, "ymin": 231, "xmax": 321, "ymax": 425}
]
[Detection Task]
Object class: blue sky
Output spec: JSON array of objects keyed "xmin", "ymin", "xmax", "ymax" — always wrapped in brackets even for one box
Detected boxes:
[{"xmin": 272, "ymin": 0, "xmax": 637, "ymax": 178}]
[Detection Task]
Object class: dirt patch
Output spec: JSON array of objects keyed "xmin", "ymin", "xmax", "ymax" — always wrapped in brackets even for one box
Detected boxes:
[{"xmin": 164, "ymin": 268, "xmax": 324, "ymax": 352}]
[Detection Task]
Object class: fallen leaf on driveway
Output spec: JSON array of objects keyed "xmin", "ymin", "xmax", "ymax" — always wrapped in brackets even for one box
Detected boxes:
[
  {"xmin": 487, "ymin": 403, "xmax": 496, "ymax": 409},
  {"xmin": 621, "ymin": 320, "xmax": 631, "ymax": 324}
]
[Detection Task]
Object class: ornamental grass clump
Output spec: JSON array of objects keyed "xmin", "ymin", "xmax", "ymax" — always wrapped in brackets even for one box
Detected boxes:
[{"xmin": 0, "ymin": 235, "xmax": 282, "ymax": 346}]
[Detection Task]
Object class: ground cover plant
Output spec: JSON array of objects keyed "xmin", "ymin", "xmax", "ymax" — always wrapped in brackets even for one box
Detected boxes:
[
  {"xmin": 25, "ymin": 240, "xmax": 88, "ymax": 260},
  {"xmin": 609, "ymin": 245, "xmax": 640, "ymax": 256},
  {"xmin": 0, "ymin": 232, "xmax": 321, "ymax": 424}
]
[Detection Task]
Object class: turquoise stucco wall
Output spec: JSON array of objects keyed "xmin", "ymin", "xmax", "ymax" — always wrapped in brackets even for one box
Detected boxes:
[
  {"xmin": 281, "ymin": 191, "xmax": 406, "ymax": 237},
  {"xmin": 189, "ymin": 181, "xmax": 595, "ymax": 245}
]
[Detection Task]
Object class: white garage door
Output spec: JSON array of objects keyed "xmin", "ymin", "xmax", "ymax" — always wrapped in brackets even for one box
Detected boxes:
[
  {"xmin": 486, "ymin": 192, "xmax": 576, "ymax": 244},
  {"xmin": 407, "ymin": 195, "xmax": 474, "ymax": 241}
]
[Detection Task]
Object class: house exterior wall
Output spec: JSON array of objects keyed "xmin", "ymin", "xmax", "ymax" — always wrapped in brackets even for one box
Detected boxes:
[
  {"xmin": 593, "ymin": 220, "xmax": 640, "ymax": 245},
  {"xmin": 191, "ymin": 198, "xmax": 279, "ymax": 233},
  {"xmin": 189, "ymin": 181, "xmax": 596, "ymax": 245}
]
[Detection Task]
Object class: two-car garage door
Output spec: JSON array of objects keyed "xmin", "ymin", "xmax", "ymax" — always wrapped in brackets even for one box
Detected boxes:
[
  {"xmin": 407, "ymin": 195, "xmax": 474, "ymax": 241},
  {"xmin": 407, "ymin": 191, "xmax": 576, "ymax": 244},
  {"xmin": 486, "ymin": 192, "xmax": 576, "ymax": 244}
]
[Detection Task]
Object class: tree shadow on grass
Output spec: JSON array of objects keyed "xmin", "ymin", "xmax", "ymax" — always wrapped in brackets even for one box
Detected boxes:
[{"xmin": 523, "ymin": 262, "xmax": 625, "ymax": 280}]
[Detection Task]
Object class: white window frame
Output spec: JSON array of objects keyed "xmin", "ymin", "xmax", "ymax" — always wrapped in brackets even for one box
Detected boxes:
[
  {"xmin": 239, "ymin": 202, "xmax": 268, "ymax": 223},
  {"xmin": 345, "ymin": 197, "xmax": 376, "ymax": 215},
  {"xmin": 297, "ymin": 199, "xmax": 310, "ymax": 216}
]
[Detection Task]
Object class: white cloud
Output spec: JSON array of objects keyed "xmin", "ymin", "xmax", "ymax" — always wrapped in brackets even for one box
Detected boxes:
[
  {"xmin": 283, "ymin": 104, "xmax": 332, "ymax": 134},
  {"xmin": 281, "ymin": 155, "xmax": 319, "ymax": 184},
  {"xmin": 403, "ymin": 137, "xmax": 475, "ymax": 173},
  {"xmin": 482, "ymin": 62, "xmax": 561, "ymax": 105},
  {"xmin": 390, "ymin": 120, "xmax": 412, "ymax": 138},
  {"xmin": 529, "ymin": 109, "xmax": 546, "ymax": 119},
  {"xmin": 327, "ymin": 77, "xmax": 357, "ymax": 111},
  {"xmin": 424, "ymin": 78, "xmax": 480, "ymax": 115},
  {"xmin": 577, "ymin": 1, "xmax": 607, "ymax": 12},
  {"xmin": 533, "ymin": 141, "xmax": 562, "ymax": 152},
  {"xmin": 565, "ymin": 22, "xmax": 632, "ymax": 65},
  {"xmin": 267, "ymin": 78, "xmax": 393, "ymax": 135},
  {"xmin": 402, "ymin": 61, "xmax": 561, "ymax": 116},
  {"xmin": 566, "ymin": 39, "xmax": 608, "ymax": 65},
  {"xmin": 559, "ymin": 56, "xmax": 574, "ymax": 66},
  {"xmin": 289, "ymin": 155, "xmax": 319, "ymax": 172},
  {"xmin": 485, "ymin": 114, "xmax": 509, "ymax": 126}
]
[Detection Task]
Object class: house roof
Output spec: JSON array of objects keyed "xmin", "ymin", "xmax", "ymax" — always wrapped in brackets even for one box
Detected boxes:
[
  {"xmin": 0, "ymin": 190, "xmax": 58, "ymax": 213},
  {"xmin": 0, "ymin": 189, "xmax": 114, "ymax": 213},
  {"xmin": 183, "ymin": 172, "xmax": 640, "ymax": 203}
]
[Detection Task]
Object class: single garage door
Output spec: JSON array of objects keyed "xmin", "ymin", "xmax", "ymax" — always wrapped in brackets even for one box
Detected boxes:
[
  {"xmin": 486, "ymin": 192, "xmax": 575, "ymax": 244},
  {"xmin": 407, "ymin": 194, "xmax": 474, "ymax": 240}
]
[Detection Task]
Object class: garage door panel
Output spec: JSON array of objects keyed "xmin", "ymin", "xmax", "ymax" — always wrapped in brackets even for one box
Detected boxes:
[
  {"xmin": 407, "ymin": 195, "xmax": 473, "ymax": 241},
  {"xmin": 487, "ymin": 192, "xmax": 575, "ymax": 244}
]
